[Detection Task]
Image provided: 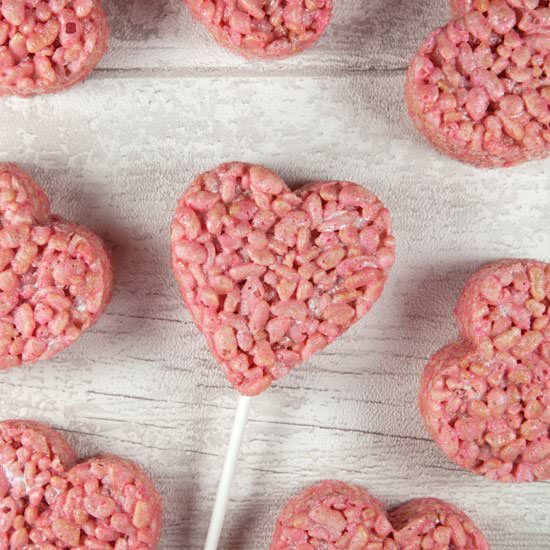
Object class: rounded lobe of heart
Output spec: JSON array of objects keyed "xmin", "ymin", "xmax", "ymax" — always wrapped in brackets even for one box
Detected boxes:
[
  {"xmin": 171, "ymin": 162, "xmax": 395, "ymax": 396},
  {"xmin": 455, "ymin": 259, "xmax": 550, "ymax": 350},
  {"xmin": 183, "ymin": 0, "xmax": 333, "ymax": 59},
  {"xmin": 0, "ymin": 419, "xmax": 76, "ymax": 548},
  {"xmin": 0, "ymin": 420, "xmax": 163, "ymax": 549},
  {"xmin": 49, "ymin": 455, "xmax": 163, "ymax": 549},
  {"xmin": 0, "ymin": 0, "xmax": 109, "ymax": 97},
  {"xmin": 420, "ymin": 259, "xmax": 550, "ymax": 482},
  {"xmin": 270, "ymin": 480, "xmax": 396, "ymax": 550},
  {"xmin": 406, "ymin": 0, "xmax": 550, "ymax": 167},
  {"xmin": 389, "ymin": 498, "xmax": 489, "ymax": 549},
  {"xmin": 0, "ymin": 164, "xmax": 113, "ymax": 370}
]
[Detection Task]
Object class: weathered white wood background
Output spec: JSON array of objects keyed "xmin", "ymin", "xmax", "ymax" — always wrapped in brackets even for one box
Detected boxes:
[{"xmin": 0, "ymin": 1, "xmax": 549, "ymax": 548}]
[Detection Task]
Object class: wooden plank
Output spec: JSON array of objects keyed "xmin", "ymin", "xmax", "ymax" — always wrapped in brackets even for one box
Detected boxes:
[{"xmin": 100, "ymin": 0, "xmax": 449, "ymax": 71}]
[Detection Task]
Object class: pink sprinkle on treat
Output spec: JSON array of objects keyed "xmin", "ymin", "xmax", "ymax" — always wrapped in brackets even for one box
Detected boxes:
[
  {"xmin": 406, "ymin": 0, "xmax": 550, "ymax": 167},
  {"xmin": 171, "ymin": 162, "xmax": 395, "ymax": 396},
  {"xmin": 0, "ymin": 420, "xmax": 163, "ymax": 549},
  {"xmin": 0, "ymin": 0, "xmax": 109, "ymax": 96},
  {"xmin": 270, "ymin": 481, "xmax": 397, "ymax": 550},
  {"xmin": 390, "ymin": 498, "xmax": 489, "ymax": 550},
  {"xmin": 0, "ymin": 164, "xmax": 112, "ymax": 370},
  {"xmin": 420, "ymin": 259, "xmax": 550, "ymax": 482},
  {"xmin": 183, "ymin": 0, "xmax": 333, "ymax": 59}
]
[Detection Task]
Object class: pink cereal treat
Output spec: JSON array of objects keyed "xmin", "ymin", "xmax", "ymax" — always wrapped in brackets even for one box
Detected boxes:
[
  {"xmin": 48, "ymin": 455, "xmax": 163, "ymax": 549},
  {"xmin": 0, "ymin": 164, "xmax": 112, "ymax": 370},
  {"xmin": 0, "ymin": 420, "xmax": 163, "ymax": 549},
  {"xmin": 171, "ymin": 162, "xmax": 395, "ymax": 396},
  {"xmin": 406, "ymin": 0, "xmax": 550, "ymax": 167},
  {"xmin": 0, "ymin": 0, "xmax": 109, "ymax": 96},
  {"xmin": 270, "ymin": 480, "xmax": 396, "ymax": 550},
  {"xmin": 270, "ymin": 482, "xmax": 491, "ymax": 550},
  {"xmin": 182, "ymin": 0, "xmax": 332, "ymax": 59},
  {"xmin": 0, "ymin": 419, "xmax": 76, "ymax": 548},
  {"xmin": 389, "ymin": 498, "xmax": 489, "ymax": 550},
  {"xmin": 420, "ymin": 259, "xmax": 550, "ymax": 482}
]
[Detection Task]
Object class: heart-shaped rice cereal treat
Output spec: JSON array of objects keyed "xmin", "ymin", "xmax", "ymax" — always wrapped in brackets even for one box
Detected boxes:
[
  {"xmin": 0, "ymin": 164, "xmax": 112, "ymax": 370},
  {"xmin": 420, "ymin": 259, "xmax": 550, "ymax": 482},
  {"xmin": 271, "ymin": 482, "xmax": 491, "ymax": 550},
  {"xmin": 0, "ymin": 0, "xmax": 109, "ymax": 97},
  {"xmin": 171, "ymin": 162, "xmax": 395, "ymax": 395},
  {"xmin": 406, "ymin": 0, "xmax": 550, "ymax": 167},
  {"xmin": 389, "ymin": 498, "xmax": 489, "ymax": 549},
  {"xmin": 0, "ymin": 419, "xmax": 162, "ymax": 548},
  {"xmin": 182, "ymin": 0, "xmax": 332, "ymax": 59},
  {"xmin": 270, "ymin": 480, "xmax": 397, "ymax": 550}
]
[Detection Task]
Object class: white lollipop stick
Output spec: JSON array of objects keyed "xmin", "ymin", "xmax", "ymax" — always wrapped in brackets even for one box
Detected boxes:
[{"xmin": 204, "ymin": 394, "xmax": 252, "ymax": 550}]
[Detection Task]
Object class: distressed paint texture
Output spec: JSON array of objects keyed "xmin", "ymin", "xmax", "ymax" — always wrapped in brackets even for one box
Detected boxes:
[{"xmin": 0, "ymin": 0, "xmax": 549, "ymax": 548}]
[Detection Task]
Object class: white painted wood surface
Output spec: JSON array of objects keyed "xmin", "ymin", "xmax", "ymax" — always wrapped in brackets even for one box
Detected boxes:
[{"xmin": 0, "ymin": 1, "xmax": 549, "ymax": 548}]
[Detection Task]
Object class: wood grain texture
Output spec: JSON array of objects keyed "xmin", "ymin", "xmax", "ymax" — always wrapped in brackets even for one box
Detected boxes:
[{"xmin": 0, "ymin": 1, "xmax": 549, "ymax": 548}]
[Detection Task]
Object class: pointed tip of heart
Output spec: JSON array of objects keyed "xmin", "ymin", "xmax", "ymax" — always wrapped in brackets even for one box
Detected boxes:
[{"xmin": 171, "ymin": 162, "xmax": 395, "ymax": 396}]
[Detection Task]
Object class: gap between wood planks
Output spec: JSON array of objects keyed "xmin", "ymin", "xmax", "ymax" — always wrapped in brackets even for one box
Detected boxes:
[{"xmin": 93, "ymin": 66, "xmax": 408, "ymax": 80}]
